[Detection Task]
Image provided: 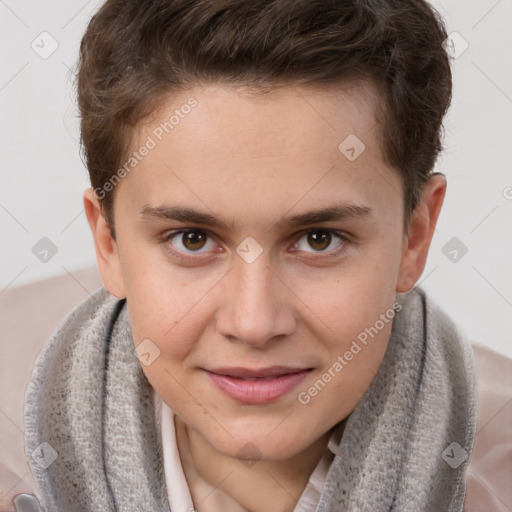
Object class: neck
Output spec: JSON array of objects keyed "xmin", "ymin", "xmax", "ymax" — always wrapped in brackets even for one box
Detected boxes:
[{"xmin": 175, "ymin": 416, "xmax": 335, "ymax": 512}]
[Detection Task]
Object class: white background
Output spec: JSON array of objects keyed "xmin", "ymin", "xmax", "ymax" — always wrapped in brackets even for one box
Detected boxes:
[{"xmin": 1, "ymin": 0, "xmax": 511, "ymax": 357}]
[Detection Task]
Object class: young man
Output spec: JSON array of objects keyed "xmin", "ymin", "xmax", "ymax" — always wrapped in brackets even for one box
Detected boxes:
[{"xmin": 14, "ymin": 1, "xmax": 511, "ymax": 511}]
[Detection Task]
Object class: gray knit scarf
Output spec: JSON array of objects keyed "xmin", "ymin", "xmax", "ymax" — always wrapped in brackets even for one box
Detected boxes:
[{"xmin": 24, "ymin": 285, "xmax": 479, "ymax": 511}]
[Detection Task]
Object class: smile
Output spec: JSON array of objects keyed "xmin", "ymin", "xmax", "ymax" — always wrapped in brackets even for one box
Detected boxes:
[{"xmin": 203, "ymin": 367, "xmax": 313, "ymax": 404}]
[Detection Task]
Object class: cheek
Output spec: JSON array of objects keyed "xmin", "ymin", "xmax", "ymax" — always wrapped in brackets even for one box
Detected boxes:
[
  {"xmin": 300, "ymin": 305, "xmax": 393, "ymax": 425},
  {"xmin": 300, "ymin": 255, "xmax": 397, "ymax": 339},
  {"xmin": 294, "ymin": 253, "xmax": 397, "ymax": 407},
  {"xmin": 118, "ymin": 238, "xmax": 207, "ymax": 343}
]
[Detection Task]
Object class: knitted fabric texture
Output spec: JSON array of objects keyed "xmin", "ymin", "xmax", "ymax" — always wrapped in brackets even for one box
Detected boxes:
[{"xmin": 24, "ymin": 286, "xmax": 479, "ymax": 511}]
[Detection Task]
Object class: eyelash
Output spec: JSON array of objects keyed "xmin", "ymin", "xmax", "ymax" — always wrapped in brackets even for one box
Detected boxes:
[{"xmin": 159, "ymin": 228, "xmax": 349, "ymax": 263}]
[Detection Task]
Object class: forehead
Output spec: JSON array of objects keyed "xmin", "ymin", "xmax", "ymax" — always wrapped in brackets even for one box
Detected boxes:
[
  {"xmin": 143, "ymin": 79, "xmax": 382, "ymax": 154},
  {"xmin": 116, "ymin": 81, "xmax": 400, "ymax": 228}
]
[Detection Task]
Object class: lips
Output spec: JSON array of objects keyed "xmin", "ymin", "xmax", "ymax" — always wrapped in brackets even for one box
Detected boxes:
[
  {"xmin": 204, "ymin": 366, "xmax": 313, "ymax": 404},
  {"xmin": 207, "ymin": 365, "xmax": 309, "ymax": 379}
]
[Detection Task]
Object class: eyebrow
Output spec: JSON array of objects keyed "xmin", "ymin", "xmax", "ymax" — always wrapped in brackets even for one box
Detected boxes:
[{"xmin": 139, "ymin": 202, "xmax": 373, "ymax": 230}]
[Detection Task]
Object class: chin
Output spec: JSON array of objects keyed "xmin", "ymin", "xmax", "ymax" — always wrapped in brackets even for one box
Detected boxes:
[{"xmin": 205, "ymin": 426, "xmax": 308, "ymax": 463}]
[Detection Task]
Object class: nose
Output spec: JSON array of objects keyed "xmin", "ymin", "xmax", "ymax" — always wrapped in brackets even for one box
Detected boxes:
[{"xmin": 215, "ymin": 254, "xmax": 297, "ymax": 348}]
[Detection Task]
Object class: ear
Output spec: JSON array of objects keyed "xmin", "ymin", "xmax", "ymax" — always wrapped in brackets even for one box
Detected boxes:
[
  {"xmin": 83, "ymin": 188, "xmax": 126, "ymax": 299},
  {"xmin": 396, "ymin": 174, "xmax": 446, "ymax": 293}
]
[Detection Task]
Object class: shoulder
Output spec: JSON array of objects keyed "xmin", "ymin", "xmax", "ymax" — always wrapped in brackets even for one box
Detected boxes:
[
  {"xmin": 464, "ymin": 341, "xmax": 512, "ymax": 511},
  {"xmin": 0, "ymin": 267, "xmax": 105, "ymax": 511}
]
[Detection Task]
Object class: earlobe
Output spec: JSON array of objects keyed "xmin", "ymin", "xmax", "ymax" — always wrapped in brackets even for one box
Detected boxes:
[
  {"xmin": 83, "ymin": 188, "xmax": 126, "ymax": 299},
  {"xmin": 396, "ymin": 174, "xmax": 446, "ymax": 293}
]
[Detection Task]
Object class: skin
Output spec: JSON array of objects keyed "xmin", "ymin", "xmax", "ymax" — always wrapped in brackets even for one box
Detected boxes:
[{"xmin": 84, "ymin": 81, "xmax": 446, "ymax": 512}]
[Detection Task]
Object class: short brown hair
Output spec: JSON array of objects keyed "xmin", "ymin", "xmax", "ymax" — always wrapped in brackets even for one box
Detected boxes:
[{"xmin": 76, "ymin": 0, "xmax": 452, "ymax": 239}]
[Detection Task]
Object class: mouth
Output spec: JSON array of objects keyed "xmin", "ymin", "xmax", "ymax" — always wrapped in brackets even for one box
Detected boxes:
[{"xmin": 203, "ymin": 366, "xmax": 313, "ymax": 404}]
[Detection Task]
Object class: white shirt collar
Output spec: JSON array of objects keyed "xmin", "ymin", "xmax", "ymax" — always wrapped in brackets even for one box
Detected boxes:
[{"xmin": 154, "ymin": 388, "xmax": 344, "ymax": 512}]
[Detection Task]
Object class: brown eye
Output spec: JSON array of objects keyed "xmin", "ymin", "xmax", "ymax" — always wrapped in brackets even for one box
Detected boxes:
[
  {"xmin": 166, "ymin": 229, "xmax": 217, "ymax": 255},
  {"xmin": 181, "ymin": 230, "xmax": 207, "ymax": 251},
  {"xmin": 294, "ymin": 229, "xmax": 345, "ymax": 254},
  {"xmin": 306, "ymin": 231, "xmax": 331, "ymax": 251},
  {"xmin": 162, "ymin": 228, "xmax": 222, "ymax": 263}
]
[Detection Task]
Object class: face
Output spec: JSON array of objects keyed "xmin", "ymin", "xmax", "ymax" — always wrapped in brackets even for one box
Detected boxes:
[{"xmin": 85, "ymin": 81, "xmax": 438, "ymax": 462}]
